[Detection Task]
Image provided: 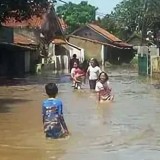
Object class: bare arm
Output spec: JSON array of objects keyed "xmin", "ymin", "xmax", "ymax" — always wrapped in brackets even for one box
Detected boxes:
[
  {"xmin": 86, "ymin": 67, "xmax": 90, "ymax": 77},
  {"xmin": 70, "ymin": 68, "xmax": 75, "ymax": 79},
  {"xmin": 58, "ymin": 102, "xmax": 69, "ymax": 134},
  {"xmin": 96, "ymin": 92, "xmax": 100, "ymax": 102}
]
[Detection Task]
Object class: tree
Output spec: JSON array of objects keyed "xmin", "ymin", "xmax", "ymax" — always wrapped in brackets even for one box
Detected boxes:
[
  {"xmin": 0, "ymin": 0, "xmax": 49, "ymax": 24},
  {"xmin": 56, "ymin": 1, "xmax": 98, "ymax": 33},
  {"xmin": 97, "ymin": 14, "xmax": 119, "ymax": 35},
  {"xmin": 99, "ymin": 0, "xmax": 160, "ymax": 41}
]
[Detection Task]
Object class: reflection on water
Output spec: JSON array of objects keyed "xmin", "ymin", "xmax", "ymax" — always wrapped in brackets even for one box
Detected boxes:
[{"xmin": 0, "ymin": 68, "xmax": 160, "ymax": 160}]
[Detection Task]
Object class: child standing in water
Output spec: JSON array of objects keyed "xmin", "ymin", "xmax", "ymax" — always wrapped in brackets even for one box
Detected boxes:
[
  {"xmin": 87, "ymin": 58, "xmax": 101, "ymax": 90},
  {"xmin": 42, "ymin": 83, "xmax": 69, "ymax": 139},
  {"xmin": 71, "ymin": 62, "xmax": 85, "ymax": 89},
  {"xmin": 95, "ymin": 72, "xmax": 114, "ymax": 102}
]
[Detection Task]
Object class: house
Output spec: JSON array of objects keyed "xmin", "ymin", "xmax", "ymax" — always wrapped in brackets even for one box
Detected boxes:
[
  {"xmin": 68, "ymin": 24, "xmax": 134, "ymax": 65},
  {"xmin": 0, "ymin": 26, "xmax": 38, "ymax": 78},
  {"xmin": 0, "ymin": 7, "xmax": 67, "ymax": 77},
  {"xmin": 0, "ymin": 7, "xmax": 79, "ymax": 77},
  {"xmin": 48, "ymin": 39, "xmax": 84, "ymax": 70}
]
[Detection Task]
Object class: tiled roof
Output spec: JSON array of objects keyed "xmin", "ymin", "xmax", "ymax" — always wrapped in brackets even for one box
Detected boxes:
[
  {"xmin": 87, "ymin": 24, "xmax": 121, "ymax": 42},
  {"xmin": 14, "ymin": 33, "xmax": 66, "ymax": 45},
  {"xmin": 2, "ymin": 15, "xmax": 44, "ymax": 28},
  {"xmin": 52, "ymin": 38, "xmax": 66, "ymax": 44},
  {"xmin": 2, "ymin": 13, "xmax": 68, "ymax": 46},
  {"xmin": 69, "ymin": 35, "xmax": 125, "ymax": 49},
  {"xmin": 14, "ymin": 34, "xmax": 37, "ymax": 45},
  {"xmin": 71, "ymin": 24, "xmax": 132, "ymax": 48},
  {"xmin": 2, "ymin": 16, "xmax": 67, "ymax": 31},
  {"xmin": 113, "ymin": 41, "xmax": 133, "ymax": 48}
]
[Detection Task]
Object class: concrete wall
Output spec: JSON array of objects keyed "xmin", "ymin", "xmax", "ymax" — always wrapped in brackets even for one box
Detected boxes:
[
  {"xmin": 69, "ymin": 36, "xmax": 102, "ymax": 61},
  {"xmin": 40, "ymin": 42, "xmax": 85, "ymax": 71},
  {"xmin": 64, "ymin": 43, "xmax": 84, "ymax": 63},
  {"xmin": 74, "ymin": 26, "xmax": 110, "ymax": 44},
  {"xmin": 151, "ymin": 56, "xmax": 160, "ymax": 79}
]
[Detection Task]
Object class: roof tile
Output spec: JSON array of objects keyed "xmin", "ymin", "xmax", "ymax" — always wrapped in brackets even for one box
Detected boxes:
[
  {"xmin": 88, "ymin": 24, "xmax": 121, "ymax": 42},
  {"xmin": 2, "ymin": 16, "xmax": 67, "ymax": 31},
  {"xmin": 14, "ymin": 34, "xmax": 37, "ymax": 45}
]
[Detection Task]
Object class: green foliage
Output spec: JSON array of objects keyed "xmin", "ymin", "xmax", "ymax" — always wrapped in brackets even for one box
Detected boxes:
[
  {"xmin": 56, "ymin": 1, "xmax": 98, "ymax": 33},
  {"xmin": 0, "ymin": 0, "xmax": 49, "ymax": 23},
  {"xmin": 99, "ymin": 0, "xmax": 160, "ymax": 41}
]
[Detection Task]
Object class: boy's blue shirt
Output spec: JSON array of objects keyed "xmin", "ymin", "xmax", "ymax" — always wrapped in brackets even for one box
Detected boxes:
[{"xmin": 42, "ymin": 98, "xmax": 63, "ymax": 122}]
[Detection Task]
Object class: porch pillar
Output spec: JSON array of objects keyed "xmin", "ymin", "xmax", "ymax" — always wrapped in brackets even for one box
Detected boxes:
[
  {"xmin": 80, "ymin": 48, "xmax": 84, "ymax": 62},
  {"xmin": 101, "ymin": 45, "xmax": 105, "ymax": 66},
  {"xmin": 48, "ymin": 43, "xmax": 55, "ymax": 63}
]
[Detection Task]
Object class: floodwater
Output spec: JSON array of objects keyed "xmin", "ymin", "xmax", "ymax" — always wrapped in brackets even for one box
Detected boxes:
[{"xmin": 0, "ymin": 67, "xmax": 160, "ymax": 160}]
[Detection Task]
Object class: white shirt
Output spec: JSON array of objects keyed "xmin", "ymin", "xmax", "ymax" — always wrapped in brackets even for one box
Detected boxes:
[
  {"xmin": 95, "ymin": 81, "xmax": 110, "ymax": 92},
  {"xmin": 87, "ymin": 66, "xmax": 101, "ymax": 80}
]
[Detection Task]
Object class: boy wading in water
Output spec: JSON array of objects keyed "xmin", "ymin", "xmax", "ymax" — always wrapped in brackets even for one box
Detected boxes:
[
  {"xmin": 42, "ymin": 83, "xmax": 69, "ymax": 139},
  {"xmin": 95, "ymin": 72, "xmax": 114, "ymax": 103}
]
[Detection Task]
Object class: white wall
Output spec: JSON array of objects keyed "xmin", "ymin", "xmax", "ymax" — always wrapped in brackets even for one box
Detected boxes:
[
  {"xmin": 68, "ymin": 45, "xmax": 84, "ymax": 63},
  {"xmin": 101, "ymin": 45, "xmax": 104, "ymax": 65},
  {"xmin": 42, "ymin": 42, "xmax": 85, "ymax": 71}
]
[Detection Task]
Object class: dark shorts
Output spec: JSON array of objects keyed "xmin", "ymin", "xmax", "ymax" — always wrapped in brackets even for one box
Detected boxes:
[
  {"xmin": 89, "ymin": 80, "xmax": 97, "ymax": 90},
  {"xmin": 44, "ymin": 119, "xmax": 65, "ymax": 139}
]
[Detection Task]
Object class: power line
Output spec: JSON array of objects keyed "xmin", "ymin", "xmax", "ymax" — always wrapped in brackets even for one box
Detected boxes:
[
  {"xmin": 53, "ymin": 0, "xmax": 67, "ymax": 4},
  {"xmin": 96, "ymin": 12, "xmax": 107, "ymax": 16},
  {"xmin": 57, "ymin": 0, "xmax": 67, "ymax": 4}
]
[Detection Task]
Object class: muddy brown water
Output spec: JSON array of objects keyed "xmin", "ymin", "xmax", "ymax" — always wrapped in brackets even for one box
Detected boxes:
[{"xmin": 0, "ymin": 68, "xmax": 160, "ymax": 160}]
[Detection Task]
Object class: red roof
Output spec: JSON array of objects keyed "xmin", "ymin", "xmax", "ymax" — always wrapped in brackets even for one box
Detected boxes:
[
  {"xmin": 52, "ymin": 38, "xmax": 66, "ymax": 44},
  {"xmin": 14, "ymin": 33, "xmax": 66, "ymax": 45},
  {"xmin": 69, "ymin": 35, "xmax": 125, "ymax": 49},
  {"xmin": 14, "ymin": 34, "xmax": 37, "ymax": 45},
  {"xmin": 2, "ymin": 15, "xmax": 44, "ymax": 28},
  {"xmin": 2, "ymin": 16, "xmax": 67, "ymax": 31},
  {"xmin": 71, "ymin": 24, "xmax": 132, "ymax": 48},
  {"xmin": 88, "ymin": 24, "xmax": 121, "ymax": 42},
  {"xmin": 113, "ymin": 41, "xmax": 133, "ymax": 48},
  {"xmin": 2, "ymin": 15, "xmax": 68, "ymax": 46}
]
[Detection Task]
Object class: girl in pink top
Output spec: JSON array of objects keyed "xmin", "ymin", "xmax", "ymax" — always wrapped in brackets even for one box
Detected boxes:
[
  {"xmin": 95, "ymin": 71, "xmax": 114, "ymax": 102},
  {"xmin": 71, "ymin": 62, "xmax": 85, "ymax": 89}
]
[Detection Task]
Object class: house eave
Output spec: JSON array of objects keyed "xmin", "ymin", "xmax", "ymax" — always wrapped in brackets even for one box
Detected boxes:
[
  {"xmin": 0, "ymin": 42, "xmax": 35, "ymax": 50},
  {"xmin": 69, "ymin": 35, "xmax": 131, "ymax": 49}
]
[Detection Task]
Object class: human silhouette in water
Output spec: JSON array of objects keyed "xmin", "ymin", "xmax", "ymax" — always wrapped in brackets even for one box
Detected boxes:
[{"xmin": 69, "ymin": 54, "xmax": 79, "ymax": 72}]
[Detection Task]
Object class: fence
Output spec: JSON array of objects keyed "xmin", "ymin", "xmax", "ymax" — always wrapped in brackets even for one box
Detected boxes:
[
  {"xmin": 151, "ymin": 56, "xmax": 160, "ymax": 79},
  {"xmin": 138, "ymin": 46, "xmax": 159, "ymax": 76}
]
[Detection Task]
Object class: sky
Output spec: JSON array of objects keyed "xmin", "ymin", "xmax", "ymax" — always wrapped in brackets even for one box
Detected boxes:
[{"xmin": 56, "ymin": 0, "xmax": 122, "ymax": 17}]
